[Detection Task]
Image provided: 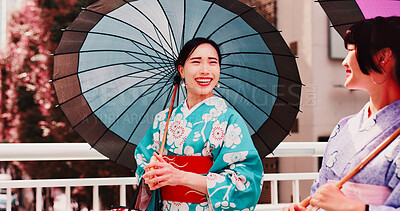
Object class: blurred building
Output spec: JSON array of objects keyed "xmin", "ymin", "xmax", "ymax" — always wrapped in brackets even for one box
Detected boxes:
[
  {"xmin": 0, "ymin": 0, "xmax": 25, "ymax": 49},
  {"xmin": 276, "ymin": 0, "xmax": 369, "ymax": 203}
]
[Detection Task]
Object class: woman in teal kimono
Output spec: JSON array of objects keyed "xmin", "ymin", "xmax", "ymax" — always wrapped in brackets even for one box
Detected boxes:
[
  {"xmin": 134, "ymin": 38, "xmax": 263, "ymax": 210},
  {"xmin": 285, "ymin": 17, "xmax": 400, "ymax": 211}
]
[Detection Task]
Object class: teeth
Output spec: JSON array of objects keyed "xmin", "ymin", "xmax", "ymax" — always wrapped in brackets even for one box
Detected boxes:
[{"xmin": 196, "ymin": 79, "xmax": 211, "ymax": 83}]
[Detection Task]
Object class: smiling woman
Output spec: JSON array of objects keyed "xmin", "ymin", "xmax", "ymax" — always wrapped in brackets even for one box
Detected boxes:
[
  {"xmin": 134, "ymin": 37, "xmax": 263, "ymax": 211},
  {"xmin": 177, "ymin": 38, "xmax": 221, "ymax": 109},
  {"xmin": 284, "ymin": 16, "xmax": 400, "ymax": 211}
]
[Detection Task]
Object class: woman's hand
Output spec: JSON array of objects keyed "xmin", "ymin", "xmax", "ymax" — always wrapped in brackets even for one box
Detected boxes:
[
  {"xmin": 309, "ymin": 184, "xmax": 365, "ymax": 211},
  {"xmin": 282, "ymin": 203, "xmax": 306, "ymax": 211},
  {"xmin": 142, "ymin": 153, "xmax": 185, "ymax": 190}
]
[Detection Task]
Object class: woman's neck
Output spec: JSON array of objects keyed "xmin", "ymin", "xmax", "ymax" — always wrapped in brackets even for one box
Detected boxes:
[
  {"xmin": 368, "ymin": 81, "xmax": 400, "ymax": 117},
  {"xmin": 186, "ymin": 93, "xmax": 214, "ymax": 110}
]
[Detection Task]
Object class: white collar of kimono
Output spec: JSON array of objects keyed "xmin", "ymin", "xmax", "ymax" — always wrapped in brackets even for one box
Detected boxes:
[
  {"xmin": 360, "ymin": 100, "xmax": 400, "ymax": 131},
  {"xmin": 182, "ymin": 96, "xmax": 220, "ymax": 117}
]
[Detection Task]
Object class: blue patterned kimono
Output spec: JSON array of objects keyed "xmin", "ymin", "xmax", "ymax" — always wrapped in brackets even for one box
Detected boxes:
[
  {"xmin": 135, "ymin": 97, "xmax": 263, "ymax": 211},
  {"xmin": 311, "ymin": 100, "xmax": 400, "ymax": 210}
]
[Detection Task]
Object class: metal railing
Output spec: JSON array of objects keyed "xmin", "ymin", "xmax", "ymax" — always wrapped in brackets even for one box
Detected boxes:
[{"xmin": 0, "ymin": 142, "xmax": 326, "ymax": 211}]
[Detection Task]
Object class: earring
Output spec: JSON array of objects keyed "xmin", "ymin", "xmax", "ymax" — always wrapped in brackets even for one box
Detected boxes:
[
  {"xmin": 371, "ymin": 68, "xmax": 387, "ymax": 85},
  {"xmin": 216, "ymin": 83, "xmax": 220, "ymax": 88},
  {"xmin": 181, "ymin": 79, "xmax": 186, "ymax": 87}
]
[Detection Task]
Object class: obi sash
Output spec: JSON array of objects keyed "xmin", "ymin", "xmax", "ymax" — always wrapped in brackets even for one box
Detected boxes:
[
  {"xmin": 160, "ymin": 155, "xmax": 213, "ymax": 203},
  {"xmin": 327, "ymin": 180, "xmax": 392, "ymax": 205}
]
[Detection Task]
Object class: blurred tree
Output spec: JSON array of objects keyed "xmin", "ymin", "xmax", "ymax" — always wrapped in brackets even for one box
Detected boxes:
[{"xmin": 0, "ymin": 0, "xmax": 134, "ymax": 209}]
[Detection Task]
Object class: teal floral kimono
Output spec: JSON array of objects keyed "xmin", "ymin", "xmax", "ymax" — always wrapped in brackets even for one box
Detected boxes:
[{"xmin": 135, "ymin": 96, "xmax": 263, "ymax": 210}]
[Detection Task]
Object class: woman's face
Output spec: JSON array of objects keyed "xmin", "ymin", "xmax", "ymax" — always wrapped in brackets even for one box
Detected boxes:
[
  {"xmin": 178, "ymin": 43, "xmax": 220, "ymax": 101},
  {"xmin": 342, "ymin": 44, "xmax": 370, "ymax": 89}
]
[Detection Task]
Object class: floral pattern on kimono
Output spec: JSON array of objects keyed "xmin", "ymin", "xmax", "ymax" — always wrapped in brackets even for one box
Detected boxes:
[
  {"xmin": 311, "ymin": 99, "xmax": 400, "ymax": 210},
  {"xmin": 135, "ymin": 97, "xmax": 263, "ymax": 211}
]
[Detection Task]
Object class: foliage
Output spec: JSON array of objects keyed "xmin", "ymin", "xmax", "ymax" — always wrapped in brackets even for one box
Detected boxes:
[{"xmin": 0, "ymin": 0, "xmax": 134, "ymax": 209}]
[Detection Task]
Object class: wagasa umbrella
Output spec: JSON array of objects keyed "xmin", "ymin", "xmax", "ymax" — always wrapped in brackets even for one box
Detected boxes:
[
  {"xmin": 318, "ymin": 0, "xmax": 400, "ymax": 38},
  {"xmin": 52, "ymin": 0, "xmax": 302, "ymax": 170}
]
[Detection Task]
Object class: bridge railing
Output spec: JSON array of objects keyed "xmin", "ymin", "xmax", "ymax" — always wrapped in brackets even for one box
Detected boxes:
[{"xmin": 0, "ymin": 142, "xmax": 326, "ymax": 211}]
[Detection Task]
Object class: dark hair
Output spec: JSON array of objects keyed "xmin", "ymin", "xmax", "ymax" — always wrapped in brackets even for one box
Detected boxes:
[
  {"xmin": 174, "ymin": 37, "xmax": 222, "ymax": 71},
  {"xmin": 343, "ymin": 16, "xmax": 400, "ymax": 82}
]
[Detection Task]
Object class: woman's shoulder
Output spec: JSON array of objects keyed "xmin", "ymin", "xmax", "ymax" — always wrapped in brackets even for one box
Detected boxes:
[
  {"xmin": 153, "ymin": 108, "xmax": 170, "ymax": 123},
  {"xmin": 154, "ymin": 101, "xmax": 187, "ymax": 121},
  {"xmin": 337, "ymin": 114, "xmax": 356, "ymax": 126},
  {"xmin": 335, "ymin": 102, "xmax": 370, "ymax": 127}
]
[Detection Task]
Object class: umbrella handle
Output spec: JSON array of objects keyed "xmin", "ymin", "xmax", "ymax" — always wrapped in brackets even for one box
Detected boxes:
[
  {"xmin": 146, "ymin": 83, "xmax": 178, "ymax": 187},
  {"xmin": 299, "ymin": 125, "xmax": 400, "ymax": 210},
  {"xmin": 158, "ymin": 83, "xmax": 179, "ymax": 155}
]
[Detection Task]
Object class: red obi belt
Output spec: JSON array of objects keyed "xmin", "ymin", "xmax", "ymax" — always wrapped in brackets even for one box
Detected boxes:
[{"xmin": 160, "ymin": 155, "xmax": 213, "ymax": 203}]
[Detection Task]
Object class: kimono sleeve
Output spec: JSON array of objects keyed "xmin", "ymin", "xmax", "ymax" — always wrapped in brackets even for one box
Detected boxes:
[
  {"xmin": 310, "ymin": 148, "xmax": 330, "ymax": 195},
  {"xmin": 134, "ymin": 110, "xmax": 166, "ymax": 178},
  {"xmin": 310, "ymin": 116, "xmax": 352, "ymax": 195},
  {"xmin": 206, "ymin": 111, "xmax": 263, "ymax": 211},
  {"xmin": 370, "ymin": 138, "xmax": 400, "ymax": 211}
]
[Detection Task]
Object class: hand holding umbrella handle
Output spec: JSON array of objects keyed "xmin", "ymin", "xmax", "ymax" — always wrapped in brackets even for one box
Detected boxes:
[
  {"xmin": 300, "ymin": 182, "xmax": 343, "ymax": 211},
  {"xmin": 147, "ymin": 82, "xmax": 178, "ymax": 167},
  {"xmin": 299, "ymin": 125, "xmax": 400, "ymax": 210},
  {"xmin": 146, "ymin": 155, "xmax": 158, "ymax": 188},
  {"xmin": 146, "ymin": 82, "xmax": 178, "ymax": 188}
]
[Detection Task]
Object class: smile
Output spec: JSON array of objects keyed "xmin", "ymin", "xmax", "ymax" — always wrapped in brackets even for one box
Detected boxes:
[
  {"xmin": 345, "ymin": 69, "xmax": 351, "ymax": 78},
  {"xmin": 195, "ymin": 78, "xmax": 212, "ymax": 84}
]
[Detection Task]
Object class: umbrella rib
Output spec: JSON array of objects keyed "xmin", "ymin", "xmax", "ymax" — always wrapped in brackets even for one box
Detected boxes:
[
  {"xmin": 162, "ymin": 82, "xmax": 175, "ymax": 110},
  {"xmin": 127, "ymin": 38, "xmax": 173, "ymax": 68},
  {"xmin": 220, "ymin": 72, "xmax": 301, "ymax": 112},
  {"xmin": 122, "ymin": 0, "xmax": 175, "ymax": 54},
  {"xmin": 113, "ymin": 73, "xmax": 176, "ymax": 161},
  {"xmin": 192, "ymin": 0, "xmax": 217, "ymax": 39},
  {"xmin": 124, "ymin": 49, "xmax": 173, "ymax": 78},
  {"xmin": 207, "ymin": 5, "xmax": 255, "ymax": 40},
  {"xmin": 217, "ymin": 30, "xmax": 281, "ymax": 47},
  {"xmin": 123, "ymin": 49, "xmax": 175, "ymax": 77},
  {"xmin": 221, "ymin": 64, "xmax": 303, "ymax": 85},
  {"xmin": 57, "ymin": 29, "xmax": 175, "ymax": 59},
  {"xmin": 181, "ymin": 0, "xmax": 186, "ymax": 47},
  {"xmin": 156, "ymin": 0, "xmax": 179, "ymax": 56},
  {"xmin": 330, "ymin": 22, "xmax": 358, "ymax": 28},
  {"xmin": 74, "ymin": 70, "xmax": 173, "ymax": 136},
  {"xmin": 212, "ymin": 88, "xmax": 274, "ymax": 153},
  {"xmin": 53, "ymin": 49, "xmax": 172, "ymax": 64},
  {"xmin": 125, "ymin": 63, "xmax": 170, "ymax": 78},
  {"xmin": 53, "ymin": 60, "xmax": 164, "ymax": 82},
  {"xmin": 114, "ymin": 78, "xmax": 176, "ymax": 163},
  {"xmin": 140, "ymin": 28, "xmax": 174, "ymax": 72},
  {"xmin": 82, "ymin": 8, "xmax": 174, "ymax": 57},
  {"xmin": 57, "ymin": 67, "xmax": 165, "ymax": 108},
  {"xmin": 217, "ymin": 80, "xmax": 292, "ymax": 137},
  {"xmin": 222, "ymin": 51, "xmax": 296, "ymax": 58}
]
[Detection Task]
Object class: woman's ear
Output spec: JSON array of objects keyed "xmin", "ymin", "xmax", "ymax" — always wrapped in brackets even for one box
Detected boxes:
[
  {"xmin": 178, "ymin": 65, "xmax": 184, "ymax": 78},
  {"xmin": 378, "ymin": 47, "xmax": 393, "ymax": 65}
]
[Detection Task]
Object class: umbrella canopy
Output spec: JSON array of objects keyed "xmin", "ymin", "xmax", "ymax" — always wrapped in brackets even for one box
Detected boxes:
[
  {"xmin": 318, "ymin": 0, "xmax": 400, "ymax": 38},
  {"xmin": 53, "ymin": 0, "xmax": 302, "ymax": 170}
]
